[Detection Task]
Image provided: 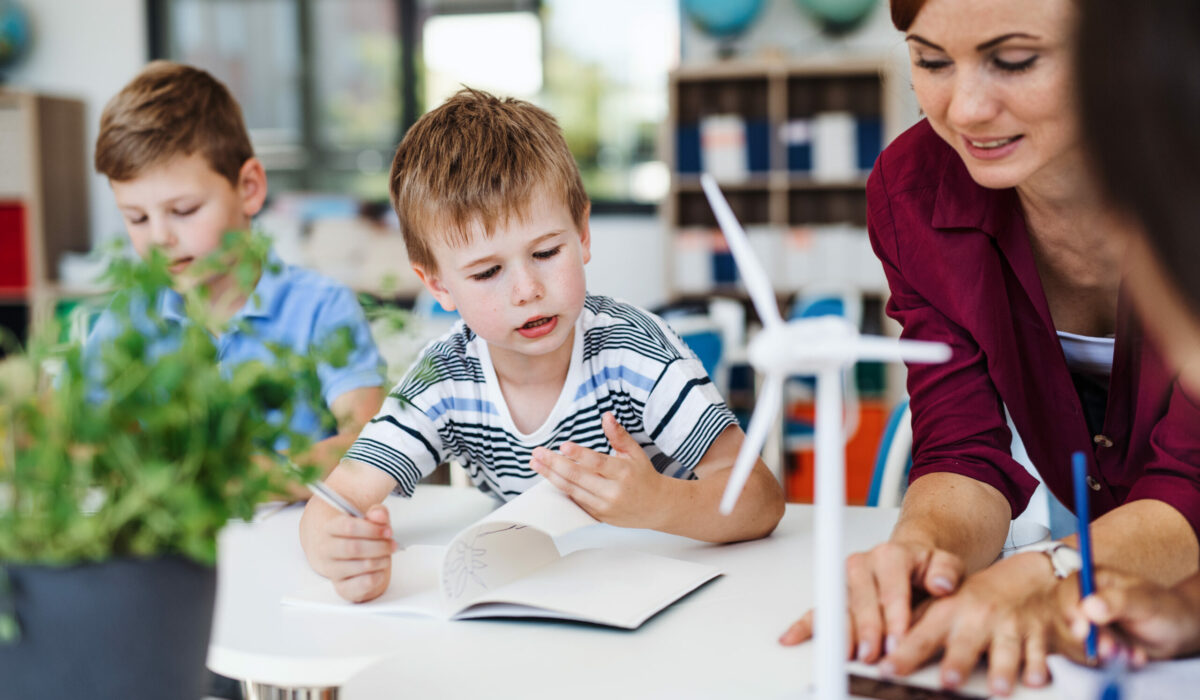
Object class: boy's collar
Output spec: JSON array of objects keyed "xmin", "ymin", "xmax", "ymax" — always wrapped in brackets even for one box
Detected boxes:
[{"xmin": 157, "ymin": 248, "xmax": 286, "ymax": 324}]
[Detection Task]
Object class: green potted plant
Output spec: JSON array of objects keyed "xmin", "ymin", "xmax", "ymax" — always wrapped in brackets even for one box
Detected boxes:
[{"xmin": 0, "ymin": 235, "xmax": 343, "ymax": 698}]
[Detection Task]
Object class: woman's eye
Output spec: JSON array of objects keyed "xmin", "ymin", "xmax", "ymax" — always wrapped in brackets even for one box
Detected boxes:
[
  {"xmin": 915, "ymin": 56, "xmax": 951, "ymax": 72},
  {"xmin": 994, "ymin": 55, "xmax": 1038, "ymax": 73},
  {"xmin": 173, "ymin": 206, "xmax": 199, "ymax": 217},
  {"xmin": 471, "ymin": 266, "xmax": 500, "ymax": 281},
  {"xmin": 128, "ymin": 215, "xmax": 147, "ymax": 225},
  {"xmin": 533, "ymin": 245, "xmax": 563, "ymax": 260}
]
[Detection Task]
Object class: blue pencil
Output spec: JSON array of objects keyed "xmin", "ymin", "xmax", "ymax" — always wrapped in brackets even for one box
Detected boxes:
[{"xmin": 1072, "ymin": 450, "xmax": 1098, "ymax": 662}]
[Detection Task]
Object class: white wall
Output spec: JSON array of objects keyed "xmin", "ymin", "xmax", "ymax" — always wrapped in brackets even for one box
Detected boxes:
[
  {"xmin": 8, "ymin": 0, "xmax": 148, "ymax": 249},
  {"xmin": 585, "ymin": 215, "xmax": 668, "ymax": 309},
  {"xmin": 681, "ymin": 0, "xmax": 905, "ymax": 64}
]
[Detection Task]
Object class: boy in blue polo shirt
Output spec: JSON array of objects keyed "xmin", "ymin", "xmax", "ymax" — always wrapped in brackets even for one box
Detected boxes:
[{"xmin": 86, "ymin": 61, "xmax": 386, "ymax": 483}]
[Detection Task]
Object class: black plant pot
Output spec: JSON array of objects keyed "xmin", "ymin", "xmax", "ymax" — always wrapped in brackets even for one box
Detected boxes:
[{"xmin": 0, "ymin": 556, "xmax": 217, "ymax": 700}]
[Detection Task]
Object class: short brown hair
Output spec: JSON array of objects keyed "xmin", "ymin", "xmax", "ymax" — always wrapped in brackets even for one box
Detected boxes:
[
  {"xmin": 388, "ymin": 87, "xmax": 590, "ymax": 273},
  {"xmin": 95, "ymin": 61, "xmax": 254, "ymax": 184}
]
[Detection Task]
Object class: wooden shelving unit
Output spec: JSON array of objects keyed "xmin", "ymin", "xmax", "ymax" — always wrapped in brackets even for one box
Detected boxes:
[
  {"xmin": 0, "ymin": 91, "xmax": 91, "ymax": 348},
  {"xmin": 661, "ymin": 58, "xmax": 911, "ymax": 500},
  {"xmin": 663, "ymin": 57, "xmax": 904, "ymax": 299}
]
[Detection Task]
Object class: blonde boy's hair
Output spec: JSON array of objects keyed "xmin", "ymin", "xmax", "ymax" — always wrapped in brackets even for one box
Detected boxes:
[
  {"xmin": 388, "ymin": 87, "xmax": 590, "ymax": 273},
  {"xmin": 95, "ymin": 61, "xmax": 254, "ymax": 185}
]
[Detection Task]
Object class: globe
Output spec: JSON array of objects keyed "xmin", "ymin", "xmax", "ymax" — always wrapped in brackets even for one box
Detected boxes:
[
  {"xmin": 682, "ymin": 0, "xmax": 766, "ymax": 40},
  {"xmin": 795, "ymin": 0, "xmax": 879, "ymax": 34},
  {"xmin": 0, "ymin": 1, "xmax": 32, "ymax": 74}
]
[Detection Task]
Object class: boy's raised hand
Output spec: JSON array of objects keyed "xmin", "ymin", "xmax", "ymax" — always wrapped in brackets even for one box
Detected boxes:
[
  {"xmin": 530, "ymin": 412, "xmax": 667, "ymax": 529},
  {"xmin": 307, "ymin": 504, "xmax": 398, "ymax": 603}
]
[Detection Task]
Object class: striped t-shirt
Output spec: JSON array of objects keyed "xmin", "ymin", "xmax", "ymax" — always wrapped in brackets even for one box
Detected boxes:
[{"xmin": 345, "ymin": 295, "xmax": 738, "ymax": 501}]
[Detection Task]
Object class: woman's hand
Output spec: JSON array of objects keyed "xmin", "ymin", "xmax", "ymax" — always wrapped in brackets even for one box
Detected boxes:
[
  {"xmin": 1070, "ymin": 568, "xmax": 1200, "ymax": 663},
  {"xmin": 780, "ymin": 539, "xmax": 966, "ymax": 664},
  {"xmin": 880, "ymin": 552, "xmax": 1083, "ymax": 696}
]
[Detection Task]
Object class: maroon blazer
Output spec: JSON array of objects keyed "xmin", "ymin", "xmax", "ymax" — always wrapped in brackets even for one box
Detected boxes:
[{"xmin": 868, "ymin": 119, "xmax": 1200, "ymax": 545}]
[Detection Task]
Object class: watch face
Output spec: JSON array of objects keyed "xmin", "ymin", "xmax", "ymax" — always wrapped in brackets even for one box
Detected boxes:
[{"xmin": 1054, "ymin": 545, "xmax": 1083, "ymax": 575}]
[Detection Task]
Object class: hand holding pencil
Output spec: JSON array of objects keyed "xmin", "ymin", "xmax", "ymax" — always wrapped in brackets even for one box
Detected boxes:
[{"xmin": 1070, "ymin": 568, "xmax": 1200, "ymax": 665}]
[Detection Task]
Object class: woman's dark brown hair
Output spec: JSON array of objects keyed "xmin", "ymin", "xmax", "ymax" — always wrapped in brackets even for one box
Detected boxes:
[
  {"xmin": 1078, "ymin": 0, "xmax": 1200, "ymax": 313},
  {"xmin": 890, "ymin": 0, "xmax": 926, "ymax": 31}
]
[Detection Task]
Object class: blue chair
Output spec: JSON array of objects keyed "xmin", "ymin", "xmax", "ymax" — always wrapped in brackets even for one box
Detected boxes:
[
  {"xmin": 412, "ymin": 290, "xmax": 460, "ymax": 322},
  {"xmin": 662, "ymin": 313, "xmax": 724, "ymax": 386},
  {"xmin": 866, "ymin": 398, "xmax": 913, "ymax": 507}
]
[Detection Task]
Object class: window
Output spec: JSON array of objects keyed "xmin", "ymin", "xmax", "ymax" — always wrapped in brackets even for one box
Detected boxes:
[
  {"xmin": 151, "ymin": 0, "xmax": 408, "ymax": 199},
  {"xmin": 149, "ymin": 0, "xmax": 679, "ymax": 206}
]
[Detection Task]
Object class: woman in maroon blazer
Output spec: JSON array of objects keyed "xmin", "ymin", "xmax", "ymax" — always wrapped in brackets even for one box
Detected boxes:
[{"xmin": 782, "ymin": 0, "xmax": 1200, "ymax": 695}]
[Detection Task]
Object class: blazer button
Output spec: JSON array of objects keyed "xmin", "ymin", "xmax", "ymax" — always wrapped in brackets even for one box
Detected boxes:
[
  {"xmin": 1086, "ymin": 475, "xmax": 1102, "ymax": 491},
  {"xmin": 1093, "ymin": 434, "xmax": 1114, "ymax": 448}
]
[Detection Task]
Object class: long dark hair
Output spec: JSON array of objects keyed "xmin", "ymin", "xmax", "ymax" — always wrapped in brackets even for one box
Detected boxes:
[{"xmin": 1078, "ymin": 0, "xmax": 1200, "ymax": 314}]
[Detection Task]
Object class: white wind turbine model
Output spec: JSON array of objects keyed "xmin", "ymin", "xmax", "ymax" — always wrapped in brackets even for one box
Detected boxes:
[{"xmin": 700, "ymin": 174, "xmax": 950, "ymax": 700}]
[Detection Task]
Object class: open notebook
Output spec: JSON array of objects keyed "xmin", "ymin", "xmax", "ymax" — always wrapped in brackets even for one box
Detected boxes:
[{"xmin": 282, "ymin": 481, "xmax": 722, "ymax": 629}]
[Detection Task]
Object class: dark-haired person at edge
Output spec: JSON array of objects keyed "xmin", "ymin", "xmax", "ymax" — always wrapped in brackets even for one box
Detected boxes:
[
  {"xmin": 779, "ymin": 0, "xmax": 1200, "ymax": 696},
  {"xmin": 1060, "ymin": 0, "xmax": 1200, "ymax": 666}
]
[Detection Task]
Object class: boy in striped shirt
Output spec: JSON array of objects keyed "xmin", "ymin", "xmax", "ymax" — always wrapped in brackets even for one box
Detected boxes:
[{"xmin": 300, "ymin": 88, "xmax": 784, "ymax": 603}]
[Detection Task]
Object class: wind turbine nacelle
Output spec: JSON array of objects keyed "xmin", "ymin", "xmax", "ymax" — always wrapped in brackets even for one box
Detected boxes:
[
  {"xmin": 747, "ymin": 316, "xmax": 859, "ymax": 373},
  {"xmin": 747, "ymin": 316, "xmax": 953, "ymax": 375}
]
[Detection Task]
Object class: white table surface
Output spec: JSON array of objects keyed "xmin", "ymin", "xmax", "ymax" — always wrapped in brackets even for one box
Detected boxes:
[{"xmin": 209, "ymin": 486, "xmax": 1060, "ymax": 699}]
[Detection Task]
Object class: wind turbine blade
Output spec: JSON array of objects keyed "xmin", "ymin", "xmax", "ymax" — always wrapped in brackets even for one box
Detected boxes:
[
  {"xmin": 850, "ymin": 335, "xmax": 951, "ymax": 364},
  {"xmin": 700, "ymin": 174, "xmax": 783, "ymax": 328},
  {"xmin": 720, "ymin": 372, "xmax": 784, "ymax": 515}
]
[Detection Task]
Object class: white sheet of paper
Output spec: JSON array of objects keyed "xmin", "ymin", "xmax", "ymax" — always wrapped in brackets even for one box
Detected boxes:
[
  {"xmin": 455, "ymin": 548, "xmax": 720, "ymax": 629},
  {"xmin": 282, "ymin": 482, "xmax": 720, "ymax": 629},
  {"xmin": 283, "ymin": 546, "xmax": 719, "ymax": 629},
  {"xmin": 477, "ymin": 479, "xmax": 599, "ymax": 537},
  {"xmin": 283, "ymin": 545, "xmax": 449, "ymax": 618},
  {"xmin": 1047, "ymin": 654, "xmax": 1200, "ymax": 700}
]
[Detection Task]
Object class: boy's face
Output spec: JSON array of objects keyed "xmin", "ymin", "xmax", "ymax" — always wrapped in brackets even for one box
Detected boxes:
[
  {"xmin": 110, "ymin": 152, "xmax": 267, "ymax": 293},
  {"xmin": 413, "ymin": 187, "xmax": 591, "ymax": 367}
]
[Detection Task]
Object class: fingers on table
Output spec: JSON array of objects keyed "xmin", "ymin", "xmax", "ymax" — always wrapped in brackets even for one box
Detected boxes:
[
  {"xmin": 921, "ymin": 549, "xmax": 964, "ymax": 597},
  {"xmin": 847, "ymin": 552, "xmax": 887, "ymax": 662},
  {"xmin": 1023, "ymin": 627, "xmax": 1050, "ymax": 687},
  {"xmin": 873, "ymin": 545, "xmax": 919, "ymax": 653},
  {"xmin": 779, "ymin": 609, "xmax": 815, "ymax": 646},
  {"xmin": 882, "ymin": 601, "xmax": 953, "ymax": 677},
  {"xmin": 984, "ymin": 617, "xmax": 1026, "ymax": 696}
]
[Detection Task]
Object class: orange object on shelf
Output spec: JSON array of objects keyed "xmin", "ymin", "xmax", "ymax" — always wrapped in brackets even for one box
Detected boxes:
[{"xmin": 784, "ymin": 399, "xmax": 887, "ymax": 505}]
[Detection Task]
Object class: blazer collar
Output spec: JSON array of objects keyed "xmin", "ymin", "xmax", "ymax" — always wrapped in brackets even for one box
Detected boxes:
[{"xmin": 930, "ymin": 149, "xmax": 1022, "ymax": 237}]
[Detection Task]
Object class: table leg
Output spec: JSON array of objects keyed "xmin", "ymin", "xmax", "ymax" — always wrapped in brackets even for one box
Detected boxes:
[{"xmin": 241, "ymin": 681, "xmax": 339, "ymax": 699}]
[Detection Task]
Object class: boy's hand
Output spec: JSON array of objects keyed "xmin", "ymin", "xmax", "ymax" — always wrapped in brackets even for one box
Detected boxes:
[
  {"xmin": 309, "ymin": 504, "xmax": 397, "ymax": 603},
  {"xmin": 530, "ymin": 412, "xmax": 667, "ymax": 529},
  {"xmin": 1070, "ymin": 568, "xmax": 1200, "ymax": 663}
]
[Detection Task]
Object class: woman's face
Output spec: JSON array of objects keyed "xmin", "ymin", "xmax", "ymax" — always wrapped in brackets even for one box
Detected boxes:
[{"xmin": 906, "ymin": 0, "xmax": 1081, "ymax": 191}]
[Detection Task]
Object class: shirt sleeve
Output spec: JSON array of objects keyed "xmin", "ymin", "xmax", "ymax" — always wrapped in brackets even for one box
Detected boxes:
[
  {"xmin": 867, "ymin": 165, "xmax": 1041, "ymax": 517},
  {"xmin": 1125, "ymin": 381, "xmax": 1200, "ymax": 542},
  {"xmin": 641, "ymin": 319, "xmax": 738, "ymax": 478},
  {"xmin": 342, "ymin": 354, "xmax": 445, "ymax": 496},
  {"xmin": 312, "ymin": 286, "xmax": 387, "ymax": 407}
]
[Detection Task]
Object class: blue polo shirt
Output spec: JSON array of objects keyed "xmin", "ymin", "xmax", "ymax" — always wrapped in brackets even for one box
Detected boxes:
[{"xmin": 85, "ymin": 250, "xmax": 386, "ymax": 443}]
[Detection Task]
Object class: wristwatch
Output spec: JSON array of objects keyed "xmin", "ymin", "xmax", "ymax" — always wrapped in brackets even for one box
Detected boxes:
[{"xmin": 1013, "ymin": 541, "xmax": 1083, "ymax": 579}]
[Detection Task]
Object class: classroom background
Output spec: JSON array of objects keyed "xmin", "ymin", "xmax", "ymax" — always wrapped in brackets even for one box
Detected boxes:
[{"xmin": 0, "ymin": 0, "xmax": 927, "ymax": 506}]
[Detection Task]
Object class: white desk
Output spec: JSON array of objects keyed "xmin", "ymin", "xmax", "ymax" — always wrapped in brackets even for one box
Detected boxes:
[{"xmin": 209, "ymin": 486, "xmax": 1058, "ymax": 699}]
